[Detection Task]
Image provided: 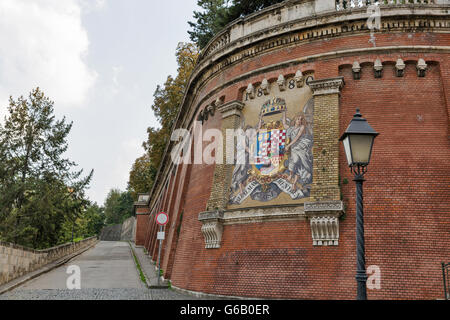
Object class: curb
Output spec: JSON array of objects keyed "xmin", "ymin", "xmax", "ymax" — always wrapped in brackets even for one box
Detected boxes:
[
  {"xmin": 128, "ymin": 242, "xmax": 151, "ymax": 288},
  {"xmin": 0, "ymin": 240, "xmax": 99, "ymax": 295},
  {"xmin": 128, "ymin": 243, "xmax": 168, "ymax": 289},
  {"xmin": 170, "ymin": 284, "xmax": 256, "ymax": 300}
]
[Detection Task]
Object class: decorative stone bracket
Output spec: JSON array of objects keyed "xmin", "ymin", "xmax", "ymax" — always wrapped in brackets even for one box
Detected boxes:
[
  {"xmin": 197, "ymin": 97, "xmax": 224, "ymax": 124},
  {"xmin": 305, "ymin": 201, "xmax": 344, "ymax": 246},
  {"xmin": 198, "ymin": 210, "xmax": 224, "ymax": 249},
  {"xmin": 374, "ymin": 59, "xmax": 383, "ymax": 78}
]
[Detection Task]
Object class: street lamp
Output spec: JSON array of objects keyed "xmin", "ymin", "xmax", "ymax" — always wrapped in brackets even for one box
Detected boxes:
[{"xmin": 340, "ymin": 109, "xmax": 379, "ymax": 300}]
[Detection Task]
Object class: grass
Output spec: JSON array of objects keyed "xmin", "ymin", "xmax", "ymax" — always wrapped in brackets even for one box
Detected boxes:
[{"xmin": 128, "ymin": 242, "xmax": 147, "ymax": 285}]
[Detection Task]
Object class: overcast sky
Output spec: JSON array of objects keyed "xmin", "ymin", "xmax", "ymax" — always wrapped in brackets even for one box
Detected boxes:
[{"xmin": 0, "ymin": 0, "xmax": 199, "ymax": 205}]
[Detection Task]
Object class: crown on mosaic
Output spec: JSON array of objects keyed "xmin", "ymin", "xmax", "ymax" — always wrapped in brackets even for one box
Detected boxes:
[{"xmin": 261, "ymin": 97, "xmax": 287, "ymax": 116}]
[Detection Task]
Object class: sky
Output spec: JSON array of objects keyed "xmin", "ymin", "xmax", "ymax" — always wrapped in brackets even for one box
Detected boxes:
[{"xmin": 0, "ymin": 0, "xmax": 199, "ymax": 205}]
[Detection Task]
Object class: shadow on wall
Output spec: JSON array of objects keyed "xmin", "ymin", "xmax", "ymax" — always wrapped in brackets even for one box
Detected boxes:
[{"xmin": 99, "ymin": 217, "xmax": 136, "ymax": 241}]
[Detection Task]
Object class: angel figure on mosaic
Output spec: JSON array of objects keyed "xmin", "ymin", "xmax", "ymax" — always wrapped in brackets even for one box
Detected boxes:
[
  {"xmin": 230, "ymin": 124, "xmax": 256, "ymax": 195},
  {"xmin": 282, "ymin": 108, "xmax": 313, "ymax": 192}
]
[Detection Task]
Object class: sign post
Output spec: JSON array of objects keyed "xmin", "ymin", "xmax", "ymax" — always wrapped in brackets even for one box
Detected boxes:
[{"xmin": 155, "ymin": 212, "xmax": 168, "ymax": 286}]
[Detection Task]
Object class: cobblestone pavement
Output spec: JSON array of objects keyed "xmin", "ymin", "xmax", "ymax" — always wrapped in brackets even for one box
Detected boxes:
[
  {"xmin": 0, "ymin": 241, "xmax": 202, "ymax": 300},
  {"xmin": 0, "ymin": 288, "xmax": 196, "ymax": 300}
]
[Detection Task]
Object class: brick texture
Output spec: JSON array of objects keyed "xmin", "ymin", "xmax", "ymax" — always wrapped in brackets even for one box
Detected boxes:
[
  {"xmin": 140, "ymin": 27, "xmax": 450, "ymax": 299},
  {"xmin": 135, "ymin": 214, "xmax": 149, "ymax": 246}
]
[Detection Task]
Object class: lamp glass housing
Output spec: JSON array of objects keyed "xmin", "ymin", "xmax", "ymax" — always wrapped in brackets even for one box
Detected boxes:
[
  {"xmin": 340, "ymin": 109, "xmax": 379, "ymax": 168},
  {"xmin": 343, "ymin": 136, "xmax": 353, "ymax": 166},
  {"xmin": 345, "ymin": 134, "xmax": 375, "ymax": 166}
]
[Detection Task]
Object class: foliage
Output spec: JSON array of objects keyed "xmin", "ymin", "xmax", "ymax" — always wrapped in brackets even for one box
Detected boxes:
[
  {"xmin": 188, "ymin": 0, "xmax": 286, "ymax": 49},
  {"xmin": 128, "ymin": 153, "xmax": 155, "ymax": 200},
  {"xmin": 128, "ymin": 43, "xmax": 199, "ymax": 199},
  {"xmin": 104, "ymin": 189, "xmax": 134, "ymax": 225},
  {"xmin": 0, "ymin": 88, "xmax": 93, "ymax": 249},
  {"xmin": 188, "ymin": 0, "xmax": 229, "ymax": 49},
  {"xmin": 59, "ymin": 202, "xmax": 105, "ymax": 244}
]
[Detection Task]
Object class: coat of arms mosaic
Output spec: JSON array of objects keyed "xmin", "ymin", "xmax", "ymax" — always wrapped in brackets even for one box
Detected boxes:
[{"xmin": 229, "ymin": 74, "xmax": 314, "ymax": 207}]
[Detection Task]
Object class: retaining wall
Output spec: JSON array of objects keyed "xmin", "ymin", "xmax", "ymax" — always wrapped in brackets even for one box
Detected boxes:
[
  {"xmin": 99, "ymin": 217, "xmax": 136, "ymax": 241},
  {"xmin": 0, "ymin": 236, "xmax": 98, "ymax": 286}
]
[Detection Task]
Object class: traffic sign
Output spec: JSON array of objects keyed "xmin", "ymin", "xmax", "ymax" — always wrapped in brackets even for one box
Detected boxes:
[{"xmin": 156, "ymin": 212, "xmax": 169, "ymax": 226}]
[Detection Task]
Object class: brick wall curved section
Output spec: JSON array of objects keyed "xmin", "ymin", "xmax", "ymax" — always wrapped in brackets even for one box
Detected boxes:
[{"xmin": 143, "ymin": 1, "xmax": 450, "ymax": 299}]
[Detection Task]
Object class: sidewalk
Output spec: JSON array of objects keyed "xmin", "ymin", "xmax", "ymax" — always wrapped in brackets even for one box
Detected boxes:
[
  {"xmin": 129, "ymin": 242, "xmax": 169, "ymax": 289},
  {"xmin": 128, "ymin": 242, "xmax": 238, "ymax": 300}
]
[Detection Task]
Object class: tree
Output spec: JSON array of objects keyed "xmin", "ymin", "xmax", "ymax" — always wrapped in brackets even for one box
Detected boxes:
[
  {"xmin": 59, "ymin": 202, "xmax": 105, "ymax": 243},
  {"xmin": 0, "ymin": 88, "xmax": 93, "ymax": 248},
  {"xmin": 128, "ymin": 43, "xmax": 199, "ymax": 198},
  {"xmin": 225, "ymin": 0, "xmax": 285, "ymax": 21},
  {"xmin": 128, "ymin": 154, "xmax": 155, "ymax": 200},
  {"xmin": 104, "ymin": 189, "xmax": 134, "ymax": 225},
  {"xmin": 188, "ymin": 0, "xmax": 286, "ymax": 49},
  {"xmin": 188, "ymin": 0, "xmax": 230, "ymax": 50},
  {"xmin": 83, "ymin": 203, "xmax": 105, "ymax": 237}
]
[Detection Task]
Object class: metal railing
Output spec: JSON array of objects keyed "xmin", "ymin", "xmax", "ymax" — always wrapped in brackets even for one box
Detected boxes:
[
  {"xmin": 443, "ymin": 262, "xmax": 450, "ymax": 300},
  {"xmin": 336, "ymin": 0, "xmax": 436, "ymax": 10}
]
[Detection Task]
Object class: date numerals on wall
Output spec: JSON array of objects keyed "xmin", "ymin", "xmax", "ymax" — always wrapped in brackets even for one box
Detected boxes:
[{"xmin": 244, "ymin": 75, "xmax": 314, "ymax": 101}]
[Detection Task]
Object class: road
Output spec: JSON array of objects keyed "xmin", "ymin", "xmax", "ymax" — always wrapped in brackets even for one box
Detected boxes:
[{"xmin": 0, "ymin": 241, "xmax": 196, "ymax": 300}]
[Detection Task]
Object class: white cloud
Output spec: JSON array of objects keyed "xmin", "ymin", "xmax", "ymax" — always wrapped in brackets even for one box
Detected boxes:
[
  {"xmin": 0, "ymin": 0, "xmax": 97, "ymax": 119},
  {"xmin": 79, "ymin": 0, "xmax": 107, "ymax": 13},
  {"xmin": 95, "ymin": 0, "xmax": 107, "ymax": 9},
  {"xmin": 111, "ymin": 65, "xmax": 123, "ymax": 95},
  {"xmin": 114, "ymin": 138, "xmax": 142, "ymax": 182}
]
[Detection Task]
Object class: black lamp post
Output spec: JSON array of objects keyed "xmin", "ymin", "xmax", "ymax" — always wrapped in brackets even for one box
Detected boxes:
[{"xmin": 340, "ymin": 109, "xmax": 379, "ymax": 300}]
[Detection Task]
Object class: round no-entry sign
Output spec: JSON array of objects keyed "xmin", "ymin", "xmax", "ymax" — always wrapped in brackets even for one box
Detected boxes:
[{"xmin": 155, "ymin": 212, "xmax": 169, "ymax": 226}]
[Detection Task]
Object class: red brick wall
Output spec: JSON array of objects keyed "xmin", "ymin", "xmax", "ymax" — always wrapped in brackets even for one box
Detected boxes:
[
  {"xmin": 339, "ymin": 60, "xmax": 450, "ymax": 299},
  {"xmin": 143, "ymin": 30, "xmax": 450, "ymax": 299},
  {"xmin": 135, "ymin": 214, "xmax": 149, "ymax": 246}
]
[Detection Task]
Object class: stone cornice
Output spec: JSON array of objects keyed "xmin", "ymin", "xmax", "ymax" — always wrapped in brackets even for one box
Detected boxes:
[
  {"xmin": 198, "ymin": 210, "xmax": 225, "ymax": 222},
  {"xmin": 304, "ymin": 200, "xmax": 345, "ymax": 215},
  {"xmin": 309, "ymin": 77, "xmax": 345, "ymax": 96},
  {"xmin": 217, "ymin": 100, "xmax": 245, "ymax": 119},
  {"xmin": 199, "ymin": 205, "xmax": 307, "ymax": 225}
]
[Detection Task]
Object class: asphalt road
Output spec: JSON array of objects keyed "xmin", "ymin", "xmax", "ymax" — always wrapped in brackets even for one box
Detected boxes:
[{"xmin": 0, "ymin": 241, "xmax": 197, "ymax": 300}]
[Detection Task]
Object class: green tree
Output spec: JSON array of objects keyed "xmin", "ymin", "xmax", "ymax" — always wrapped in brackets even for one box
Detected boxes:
[
  {"xmin": 128, "ymin": 154, "xmax": 155, "ymax": 200},
  {"xmin": 0, "ymin": 88, "xmax": 93, "ymax": 249},
  {"xmin": 225, "ymin": 0, "xmax": 285, "ymax": 21},
  {"xmin": 59, "ymin": 202, "xmax": 105, "ymax": 243},
  {"xmin": 188, "ymin": 0, "xmax": 285, "ymax": 49},
  {"xmin": 104, "ymin": 189, "xmax": 134, "ymax": 225},
  {"xmin": 83, "ymin": 203, "xmax": 105, "ymax": 236},
  {"xmin": 188, "ymin": 0, "xmax": 229, "ymax": 50},
  {"xmin": 128, "ymin": 43, "xmax": 199, "ymax": 198}
]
